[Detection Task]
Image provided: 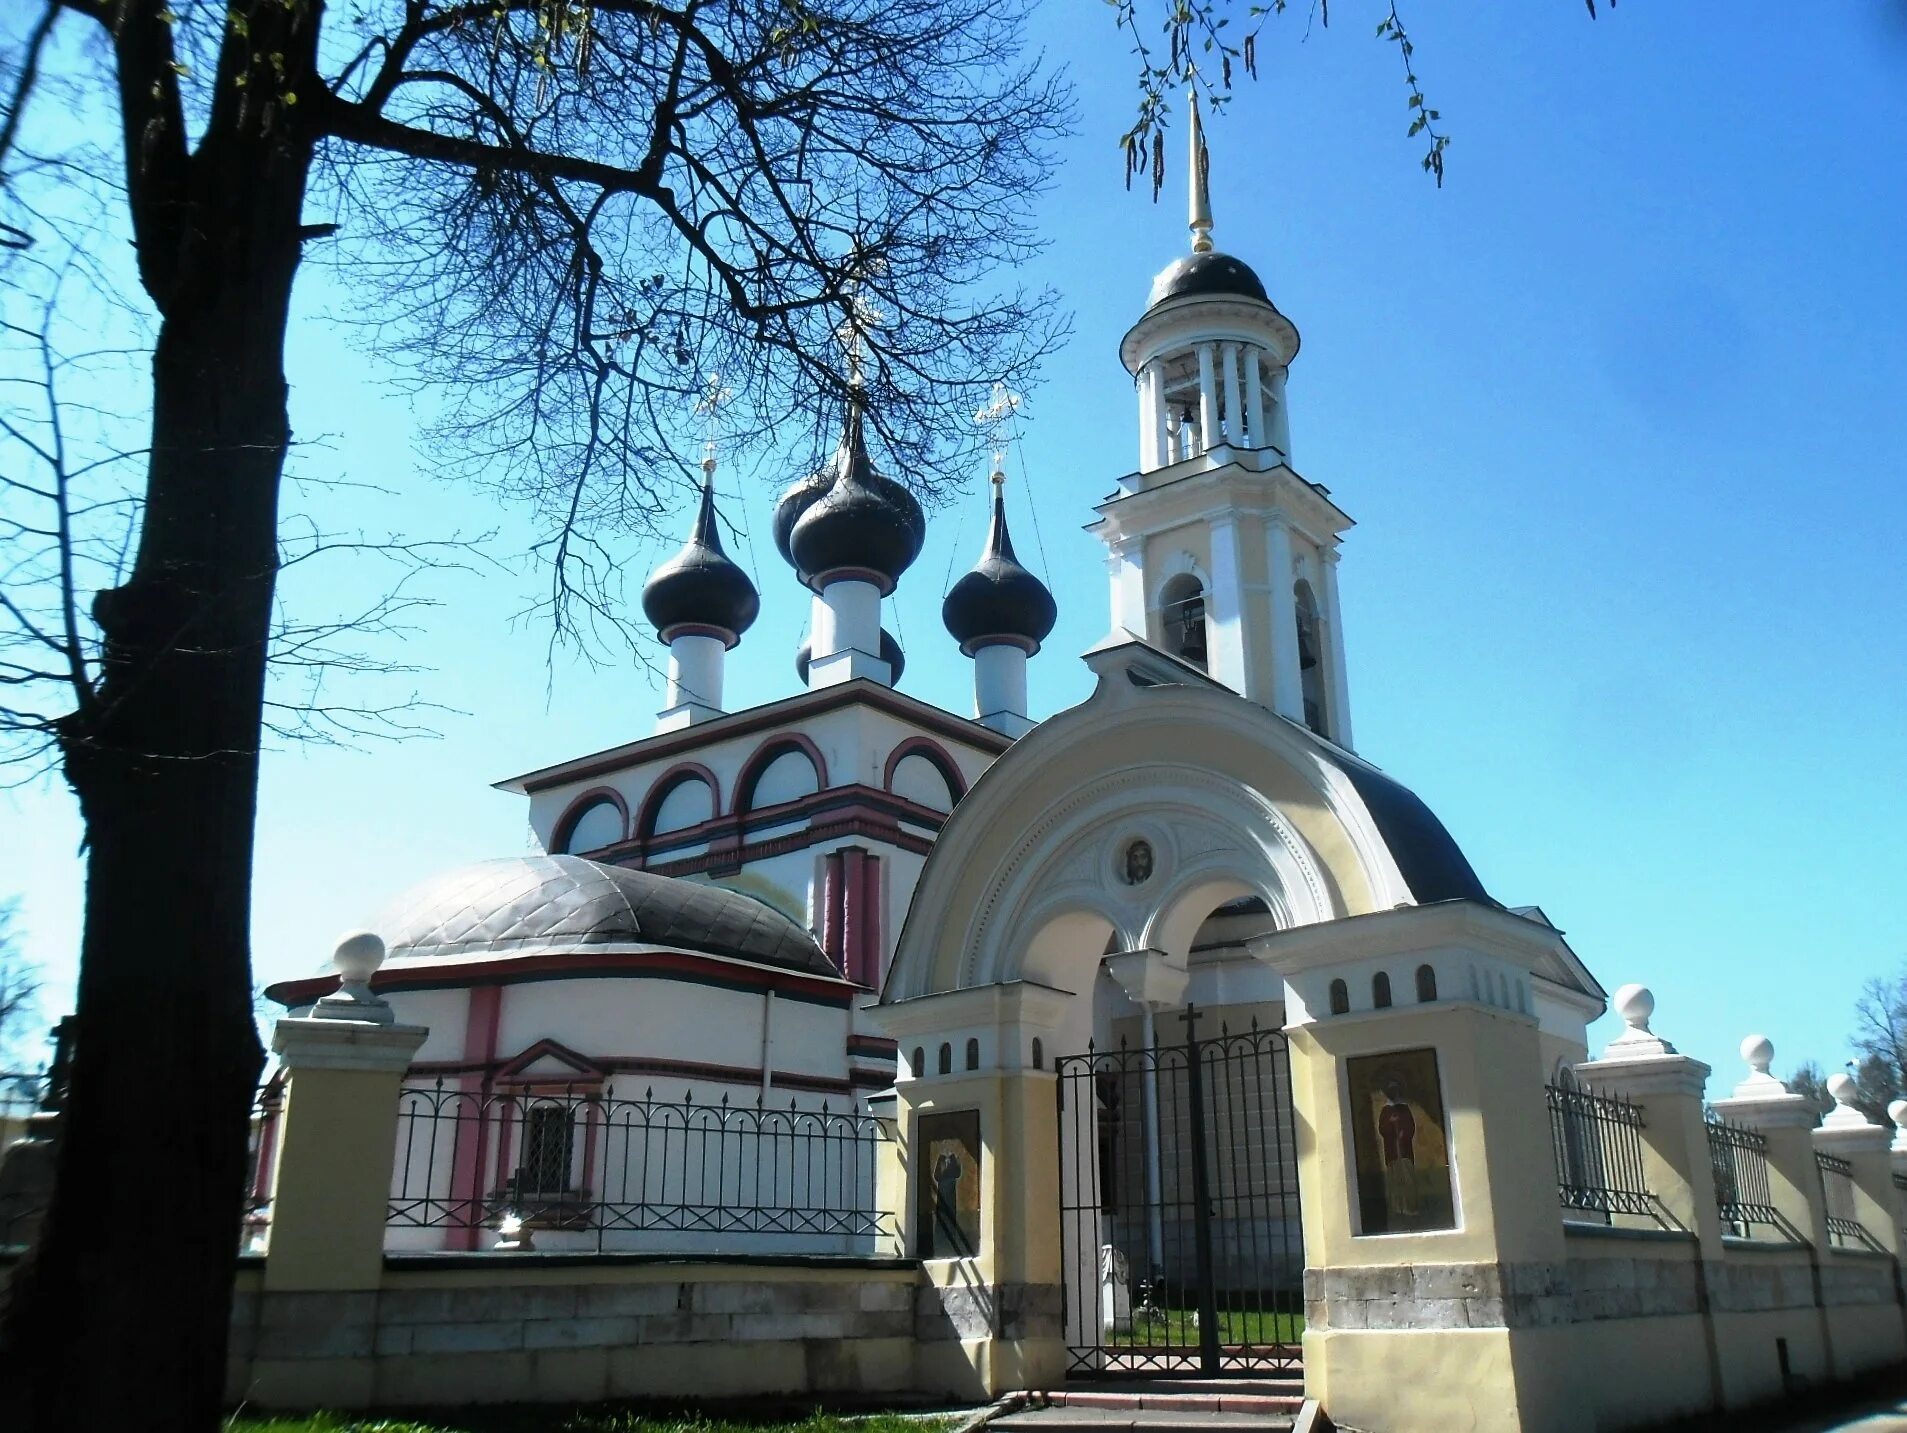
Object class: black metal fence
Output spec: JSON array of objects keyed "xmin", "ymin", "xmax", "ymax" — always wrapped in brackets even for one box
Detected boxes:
[
  {"xmin": 1816, "ymin": 1151, "xmax": 1881, "ymax": 1253},
  {"xmin": 1705, "ymin": 1117, "xmax": 1793, "ymax": 1240},
  {"xmin": 1545, "ymin": 1076, "xmax": 1666, "ymax": 1226},
  {"xmin": 387, "ymin": 1082, "xmax": 898, "ymax": 1254},
  {"xmin": 1056, "ymin": 1014, "xmax": 1302, "ymax": 1378}
]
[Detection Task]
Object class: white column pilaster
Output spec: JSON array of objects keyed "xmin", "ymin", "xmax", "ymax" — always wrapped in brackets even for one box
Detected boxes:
[
  {"xmin": 1269, "ymin": 365, "xmax": 1292, "ymax": 459},
  {"xmin": 1107, "ymin": 537, "xmax": 1147, "ymax": 637},
  {"xmin": 1221, "ymin": 343, "xmax": 1244, "ymax": 448},
  {"xmin": 973, "ymin": 643, "xmax": 1034, "ymax": 737},
  {"xmin": 1148, "ymin": 362, "xmax": 1170, "ymax": 470},
  {"xmin": 1206, "ymin": 514, "xmax": 1249, "ymax": 695},
  {"xmin": 808, "ymin": 577, "xmax": 890, "ymax": 687},
  {"xmin": 1317, "ymin": 548, "xmax": 1353, "ymax": 749},
  {"xmin": 1196, "ymin": 343, "xmax": 1218, "ymax": 456},
  {"xmin": 1265, "ymin": 518, "xmax": 1304, "ymax": 722},
  {"xmin": 657, "ymin": 632, "xmax": 724, "ymax": 732},
  {"xmin": 1243, "ymin": 347, "xmax": 1265, "ymax": 451},
  {"xmin": 1136, "ymin": 366, "xmax": 1153, "ymax": 474}
]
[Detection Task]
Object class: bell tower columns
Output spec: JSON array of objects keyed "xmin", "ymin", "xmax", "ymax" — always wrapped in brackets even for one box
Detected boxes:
[{"xmin": 1089, "ymin": 91, "xmax": 1355, "ymax": 747}]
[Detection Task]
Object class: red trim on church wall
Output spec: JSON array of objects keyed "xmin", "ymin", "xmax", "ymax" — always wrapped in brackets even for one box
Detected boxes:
[
  {"xmin": 840, "ymin": 847, "xmax": 865, "ymax": 986},
  {"xmin": 857, "ymin": 852, "xmax": 884, "ymax": 988},
  {"xmin": 449, "ymin": 984, "xmax": 504, "ymax": 1251},
  {"xmin": 820, "ymin": 850, "xmax": 845, "ymax": 969},
  {"xmin": 550, "ymin": 785, "xmax": 630, "ymax": 854},
  {"xmin": 586, "ymin": 786, "xmax": 944, "ymax": 872},
  {"xmin": 634, "ymin": 762, "xmax": 721, "ymax": 840},
  {"xmin": 250, "ymin": 1075, "xmax": 285, "ymax": 1205},
  {"xmin": 265, "ymin": 948, "xmax": 857, "ymax": 1010},
  {"xmin": 510, "ymin": 683, "xmax": 1008, "ymax": 795},
  {"xmin": 881, "ymin": 736, "xmax": 969, "ymax": 802},
  {"xmin": 405, "ymin": 1050, "xmax": 884, "ymax": 1096},
  {"xmin": 731, "ymin": 733, "xmax": 830, "ymax": 814}
]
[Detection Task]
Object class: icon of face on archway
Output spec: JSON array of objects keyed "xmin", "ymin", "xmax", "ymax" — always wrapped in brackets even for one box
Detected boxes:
[
  {"xmin": 1121, "ymin": 839, "xmax": 1154, "ymax": 886},
  {"xmin": 1347, "ymin": 1048, "xmax": 1456, "ymax": 1235}
]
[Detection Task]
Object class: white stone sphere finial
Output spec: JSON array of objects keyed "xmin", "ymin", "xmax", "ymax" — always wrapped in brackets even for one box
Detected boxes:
[
  {"xmin": 1820, "ymin": 1070, "xmax": 1878, "ymax": 1132},
  {"xmin": 1726, "ymin": 1033, "xmax": 1787, "ymax": 1099},
  {"xmin": 1888, "ymin": 1098, "xmax": 1907, "ymax": 1152},
  {"xmin": 1599, "ymin": 983, "xmax": 1677, "ymax": 1060},
  {"xmin": 313, "ymin": 929, "xmax": 394, "ymax": 1024},
  {"xmin": 1614, "ymin": 984, "xmax": 1654, "ymax": 1033}
]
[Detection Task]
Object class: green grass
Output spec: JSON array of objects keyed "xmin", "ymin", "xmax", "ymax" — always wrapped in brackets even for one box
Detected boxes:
[
  {"xmin": 228, "ymin": 1411, "xmax": 955, "ymax": 1433},
  {"xmin": 1106, "ymin": 1306, "xmax": 1304, "ymax": 1348}
]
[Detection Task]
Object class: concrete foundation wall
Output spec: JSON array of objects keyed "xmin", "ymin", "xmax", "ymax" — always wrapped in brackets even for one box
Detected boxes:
[{"xmin": 226, "ymin": 1255, "xmax": 999, "ymax": 1412}]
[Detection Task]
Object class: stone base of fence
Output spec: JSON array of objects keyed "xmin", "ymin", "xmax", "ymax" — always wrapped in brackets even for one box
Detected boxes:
[{"xmin": 224, "ymin": 1252, "xmax": 1012, "ymax": 1411}]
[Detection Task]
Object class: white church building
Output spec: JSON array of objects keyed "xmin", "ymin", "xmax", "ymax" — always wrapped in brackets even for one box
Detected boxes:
[
  {"xmin": 266, "ymin": 108, "xmax": 1607, "ymax": 1274},
  {"xmin": 212, "ymin": 107, "xmax": 1907, "ymax": 1433}
]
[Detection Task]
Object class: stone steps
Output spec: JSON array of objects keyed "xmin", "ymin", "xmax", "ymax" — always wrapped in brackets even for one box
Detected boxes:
[
  {"xmin": 996, "ymin": 1380, "xmax": 1308, "ymax": 1433},
  {"xmin": 995, "ymin": 1412, "xmax": 1295, "ymax": 1433}
]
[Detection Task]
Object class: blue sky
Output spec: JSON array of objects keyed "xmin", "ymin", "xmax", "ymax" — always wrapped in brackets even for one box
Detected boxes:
[{"xmin": 3, "ymin": 1, "xmax": 1904, "ymax": 1088}]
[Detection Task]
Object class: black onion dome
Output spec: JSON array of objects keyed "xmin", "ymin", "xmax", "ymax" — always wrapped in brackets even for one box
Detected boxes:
[
  {"xmin": 786, "ymin": 402, "xmax": 926, "ymax": 595},
  {"xmin": 771, "ymin": 467, "xmax": 831, "ymax": 573},
  {"xmin": 796, "ymin": 628, "xmax": 905, "ymax": 686},
  {"xmin": 1147, "ymin": 250, "xmax": 1270, "ymax": 310},
  {"xmin": 640, "ymin": 480, "xmax": 759, "ymax": 647},
  {"xmin": 942, "ymin": 485, "xmax": 1057, "ymax": 657}
]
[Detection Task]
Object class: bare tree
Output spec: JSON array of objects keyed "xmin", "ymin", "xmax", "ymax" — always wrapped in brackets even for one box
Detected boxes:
[
  {"xmin": 1853, "ymin": 964, "xmax": 1907, "ymax": 1098},
  {"xmin": 0, "ymin": 901, "xmax": 39, "ymax": 1067},
  {"xmin": 0, "ymin": 2, "xmax": 1065, "ymax": 1427},
  {"xmin": 1786, "ymin": 1061, "xmax": 1833, "ymax": 1126},
  {"xmin": 1114, "ymin": 0, "xmax": 1609, "ymax": 198}
]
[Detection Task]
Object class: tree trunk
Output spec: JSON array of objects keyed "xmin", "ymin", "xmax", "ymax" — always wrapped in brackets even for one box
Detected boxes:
[{"xmin": 0, "ymin": 75, "xmax": 313, "ymax": 1426}]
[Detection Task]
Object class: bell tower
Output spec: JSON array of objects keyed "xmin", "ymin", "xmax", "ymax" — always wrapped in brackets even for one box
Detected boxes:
[{"xmin": 1087, "ymin": 94, "xmax": 1355, "ymax": 749}]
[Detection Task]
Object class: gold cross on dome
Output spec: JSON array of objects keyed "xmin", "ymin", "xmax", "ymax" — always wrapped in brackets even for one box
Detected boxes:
[
  {"xmin": 694, "ymin": 371, "xmax": 733, "ymax": 477},
  {"xmin": 835, "ymin": 247, "xmax": 888, "ymax": 388},
  {"xmin": 972, "ymin": 382, "xmax": 1024, "ymax": 479}
]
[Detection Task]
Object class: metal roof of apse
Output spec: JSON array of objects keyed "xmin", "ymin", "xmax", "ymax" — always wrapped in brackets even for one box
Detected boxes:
[
  {"xmin": 1305, "ymin": 742, "xmax": 1494, "ymax": 907},
  {"xmin": 372, "ymin": 855, "xmax": 834, "ymax": 975}
]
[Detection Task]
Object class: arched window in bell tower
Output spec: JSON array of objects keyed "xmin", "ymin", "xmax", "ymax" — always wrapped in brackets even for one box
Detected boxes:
[
  {"xmin": 1159, "ymin": 573, "xmax": 1208, "ymax": 669},
  {"xmin": 1295, "ymin": 579, "xmax": 1326, "ymax": 736}
]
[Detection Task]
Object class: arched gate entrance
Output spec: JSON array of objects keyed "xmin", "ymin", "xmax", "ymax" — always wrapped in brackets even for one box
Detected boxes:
[{"xmin": 1056, "ymin": 1006, "xmax": 1302, "ymax": 1377}]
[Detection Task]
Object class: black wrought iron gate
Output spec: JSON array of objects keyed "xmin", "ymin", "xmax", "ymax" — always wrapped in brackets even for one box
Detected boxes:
[{"xmin": 1056, "ymin": 1007, "xmax": 1302, "ymax": 1377}]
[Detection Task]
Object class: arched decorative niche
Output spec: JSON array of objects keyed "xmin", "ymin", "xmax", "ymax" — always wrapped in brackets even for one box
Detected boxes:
[
  {"xmin": 735, "ymin": 735, "xmax": 828, "ymax": 814},
  {"xmin": 1373, "ymin": 971, "xmax": 1393, "ymax": 1009},
  {"xmin": 1031, "ymin": 1038, "xmax": 1044, "ymax": 1070},
  {"xmin": 1141, "ymin": 869, "xmax": 1285, "ymax": 961},
  {"xmin": 1294, "ymin": 579, "xmax": 1326, "ymax": 736},
  {"xmin": 551, "ymin": 787, "xmax": 628, "ymax": 855},
  {"xmin": 1415, "ymin": 963, "xmax": 1438, "ymax": 1003},
  {"xmin": 937, "ymin": 1043, "xmax": 953, "ymax": 1076},
  {"xmin": 1328, "ymin": 979, "xmax": 1350, "ymax": 1016},
  {"xmin": 911, "ymin": 1046, "xmax": 925, "ymax": 1080},
  {"xmin": 638, "ymin": 764, "xmax": 719, "ymax": 839},
  {"xmin": 1158, "ymin": 571, "xmax": 1208, "ymax": 669},
  {"xmin": 885, "ymin": 738, "xmax": 966, "ymax": 813},
  {"xmin": 965, "ymin": 1038, "xmax": 980, "ymax": 1071}
]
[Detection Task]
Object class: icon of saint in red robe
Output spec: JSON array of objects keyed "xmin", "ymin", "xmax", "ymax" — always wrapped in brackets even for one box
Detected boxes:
[{"xmin": 1378, "ymin": 1080, "xmax": 1421, "ymax": 1219}]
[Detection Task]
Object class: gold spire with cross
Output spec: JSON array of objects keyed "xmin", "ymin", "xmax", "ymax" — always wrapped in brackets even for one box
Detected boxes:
[
  {"xmin": 1188, "ymin": 87, "xmax": 1214, "ymax": 254},
  {"xmin": 834, "ymin": 247, "xmax": 887, "ymax": 390},
  {"xmin": 973, "ymin": 381, "xmax": 1024, "ymax": 488},
  {"xmin": 693, "ymin": 371, "xmax": 734, "ymax": 487}
]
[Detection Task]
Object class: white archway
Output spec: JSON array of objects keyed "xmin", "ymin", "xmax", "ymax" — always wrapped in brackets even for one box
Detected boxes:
[{"xmin": 885, "ymin": 642, "xmax": 1417, "ymax": 1005}]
